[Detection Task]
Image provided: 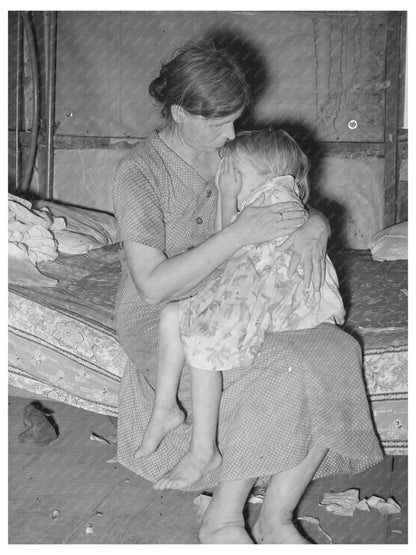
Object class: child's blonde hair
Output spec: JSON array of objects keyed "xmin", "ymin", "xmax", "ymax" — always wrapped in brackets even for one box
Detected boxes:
[{"xmin": 223, "ymin": 129, "xmax": 310, "ymax": 202}]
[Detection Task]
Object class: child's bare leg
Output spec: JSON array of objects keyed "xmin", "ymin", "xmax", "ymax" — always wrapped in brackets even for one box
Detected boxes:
[
  {"xmin": 134, "ymin": 303, "xmax": 185, "ymax": 459},
  {"xmin": 154, "ymin": 367, "xmax": 222, "ymax": 490}
]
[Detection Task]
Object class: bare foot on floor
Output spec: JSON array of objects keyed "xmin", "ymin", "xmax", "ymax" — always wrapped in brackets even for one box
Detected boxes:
[
  {"xmin": 153, "ymin": 448, "xmax": 221, "ymax": 490},
  {"xmin": 252, "ymin": 519, "xmax": 310, "ymax": 544},
  {"xmin": 134, "ymin": 406, "xmax": 184, "ymax": 459},
  {"xmin": 199, "ymin": 507, "xmax": 253, "ymax": 544},
  {"xmin": 199, "ymin": 523, "xmax": 253, "ymax": 544}
]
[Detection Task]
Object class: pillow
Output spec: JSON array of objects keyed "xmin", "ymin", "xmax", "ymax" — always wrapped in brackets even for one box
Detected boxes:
[
  {"xmin": 369, "ymin": 221, "xmax": 408, "ymax": 261},
  {"xmin": 34, "ymin": 201, "xmax": 119, "ymax": 254}
]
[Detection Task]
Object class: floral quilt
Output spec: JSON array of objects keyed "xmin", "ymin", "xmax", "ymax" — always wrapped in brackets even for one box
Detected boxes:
[
  {"xmin": 9, "ymin": 247, "xmax": 408, "ymax": 453},
  {"xmin": 8, "ymin": 245, "xmax": 126, "ymax": 416}
]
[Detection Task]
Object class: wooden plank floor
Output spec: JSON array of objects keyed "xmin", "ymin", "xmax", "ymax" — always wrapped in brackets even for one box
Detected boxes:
[{"xmin": 8, "ymin": 395, "xmax": 408, "ymax": 544}]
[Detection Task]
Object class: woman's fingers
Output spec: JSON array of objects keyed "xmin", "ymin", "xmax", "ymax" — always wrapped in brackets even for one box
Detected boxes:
[
  {"xmin": 310, "ymin": 246, "xmax": 326, "ymax": 291},
  {"xmin": 246, "ymin": 200, "xmax": 306, "ymax": 221},
  {"xmin": 277, "ymin": 218, "xmax": 308, "ymax": 231},
  {"xmin": 286, "ymin": 247, "xmax": 300, "ymax": 278},
  {"xmin": 275, "ymin": 209, "xmax": 307, "ymax": 222},
  {"xmin": 302, "ymin": 255, "xmax": 313, "ymax": 289},
  {"xmin": 268, "ymin": 202, "xmax": 307, "ymax": 222},
  {"xmin": 270, "ymin": 201, "xmax": 305, "ymax": 212}
]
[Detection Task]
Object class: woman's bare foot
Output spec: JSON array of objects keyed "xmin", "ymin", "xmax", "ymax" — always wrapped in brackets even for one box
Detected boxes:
[
  {"xmin": 134, "ymin": 406, "xmax": 184, "ymax": 459},
  {"xmin": 198, "ymin": 504, "xmax": 253, "ymax": 544},
  {"xmin": 252, "ymin": 515, "xmax": 310, "ymax": 544},
  {"xmin": 153, "ymin": 447, "xmax": 221, "ymax": 490}
]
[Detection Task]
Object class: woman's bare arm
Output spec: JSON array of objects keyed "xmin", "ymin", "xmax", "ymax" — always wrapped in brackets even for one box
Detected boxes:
[{"xmin": 125, "ymin": 199, "xmax": 306, "ymax": 305}]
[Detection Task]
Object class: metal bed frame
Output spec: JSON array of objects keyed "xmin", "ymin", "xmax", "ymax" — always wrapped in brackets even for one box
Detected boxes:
[{"xmin": 14, "ymin": 11, "xmax": 57, "ymax": 199}]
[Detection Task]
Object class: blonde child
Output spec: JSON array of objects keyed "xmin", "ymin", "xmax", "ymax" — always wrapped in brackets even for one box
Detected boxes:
[{"xmin": 135, "ymin": 129, "xmax": 345, "ymax": 490}]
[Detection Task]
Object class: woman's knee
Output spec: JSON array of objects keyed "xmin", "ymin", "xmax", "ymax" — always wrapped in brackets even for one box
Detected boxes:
[{"xmin": 325, "ymin": 325, "xmax": 362, "ymax": 360}]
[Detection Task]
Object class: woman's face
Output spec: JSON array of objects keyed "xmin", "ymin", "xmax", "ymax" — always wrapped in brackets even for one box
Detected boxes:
[{"xmin": 179, "ymin": 108, "xmax": 244, "ymax": 152}]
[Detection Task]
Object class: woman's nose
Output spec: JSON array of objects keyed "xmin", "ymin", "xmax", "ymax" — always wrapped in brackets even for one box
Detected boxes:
[{"xmin": 223, "ymin": 123, "xmax": 235, "ymax": 141}]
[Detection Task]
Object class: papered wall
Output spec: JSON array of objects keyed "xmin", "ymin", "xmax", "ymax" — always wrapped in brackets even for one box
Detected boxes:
[
  {"xmin": 48, "ymin": 149, "xmax": 384, "ymax": 249},
  {"xmin": 28, "ymin": 11, "xmax": 394, "ymax": 247},
  {"xmin": 54, "ymin": 11, "xmax": 387, "ymax": 141}
]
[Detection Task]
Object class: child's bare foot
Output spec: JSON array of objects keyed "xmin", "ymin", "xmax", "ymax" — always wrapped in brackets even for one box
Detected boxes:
[
  {"xmin": 134, "ymin": 406, "xmax": 184, "ymax": 459},
  {"xmin": 153, "ymin": 447, "xmax": 221, "ymax": 490}
]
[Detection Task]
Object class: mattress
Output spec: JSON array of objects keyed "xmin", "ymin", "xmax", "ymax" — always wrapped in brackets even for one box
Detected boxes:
[
  {"xmin": 8, "ymin": 245, "xmax": 127, "ymax": 416},
  {"xmin": 332, "ymin": 250, "xmax": 408, "ymax": 455},
  {"xmin": 9, "ymin": 247, "xmax": 408, "ymax": 454}
]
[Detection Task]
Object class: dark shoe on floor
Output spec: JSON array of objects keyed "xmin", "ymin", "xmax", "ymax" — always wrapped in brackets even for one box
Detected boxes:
[{"xmin": 19, "ymin": 402, "xmax": 58, "ymax": 446}]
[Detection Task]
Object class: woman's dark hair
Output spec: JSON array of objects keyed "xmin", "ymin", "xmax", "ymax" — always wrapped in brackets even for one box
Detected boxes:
[{"xmin": 149, "ymin": 41, "xmax": 251, "ymax": 119}]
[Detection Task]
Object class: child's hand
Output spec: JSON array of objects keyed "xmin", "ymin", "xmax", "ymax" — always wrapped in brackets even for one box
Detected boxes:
[{"xmin": 216, "ymin": 155, "xmax": 242, "ymax": 198}]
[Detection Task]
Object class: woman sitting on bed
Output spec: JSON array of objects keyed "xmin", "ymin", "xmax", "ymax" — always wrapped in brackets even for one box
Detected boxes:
[{"xmin": 113, "ymin": 40, "xmax": 383, "ymax": 544}]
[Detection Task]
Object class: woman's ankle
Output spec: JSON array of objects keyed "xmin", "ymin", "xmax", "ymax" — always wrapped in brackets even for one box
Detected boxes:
[
  {"xmin": 199, "ymin": 508, "xmax": 249, "ymax": 544},
  {"xmin": 253, "ymin": 510, "xmax": 310, "ymax": 544},
  {"xmin": 189, "ymin": 441, "xmax": 220, "ymax": 461}
]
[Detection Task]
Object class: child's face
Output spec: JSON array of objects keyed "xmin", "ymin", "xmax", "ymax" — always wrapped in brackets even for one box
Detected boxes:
[{"xmin": 233, "ymin": 154, "xmax": 266, "ymax": 209}]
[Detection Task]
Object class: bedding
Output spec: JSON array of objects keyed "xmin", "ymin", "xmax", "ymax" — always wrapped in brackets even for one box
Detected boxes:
[
  {"xmin": 8, "ymin": 194, "xmax": 64, "ymax": 286},
  {"xmin": 369, "ymin": 221, "xmax": 408, "ymax": 261},
  {"xmin": 8, "ymin": 245, "xmax": 407, "ymax": 454},
  {"xmin": 8, "ymin": 245, "xmax": 126, "ymax": 416},
  {"xmin": 332, "ymin": 250, "xmax": 408, "ymax": 455},
  {"xmin": 8, "ymin": 195, "xmax": 120, "ymax": 287},
  {"xmin": 34, "ymin": 200, "xmax": 119, "ymax": 254}
]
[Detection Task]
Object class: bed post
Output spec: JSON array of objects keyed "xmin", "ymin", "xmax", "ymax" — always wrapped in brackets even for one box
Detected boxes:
[
  {"xmin": 19, "ymin": 12, "xmax": 40, "ymax": 195},
  {"xmin": 14, "ymin": 13, "xmax": 23, "ymax": 193},
  {"xmin": 44, "ymin": 11, "xmax": 57, "ymax": 200}
]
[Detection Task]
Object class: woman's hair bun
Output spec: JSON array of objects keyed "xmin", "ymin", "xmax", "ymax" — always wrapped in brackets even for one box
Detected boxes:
[{"xmin": 148, "ymin": 74, "xmax": 168, "ymax": 102}]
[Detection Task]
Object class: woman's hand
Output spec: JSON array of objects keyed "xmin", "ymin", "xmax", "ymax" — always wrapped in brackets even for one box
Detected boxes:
[
  {"xmin": 279, "ymin": 209, "xmax": 330, "ymax": 291},
  {"xmin": 216, "ymin": 155, "xmax": 242, "ymax": 198},
  {"xmin": 231, "ymin": 197, "xmax": 307, "ymax": 246}
]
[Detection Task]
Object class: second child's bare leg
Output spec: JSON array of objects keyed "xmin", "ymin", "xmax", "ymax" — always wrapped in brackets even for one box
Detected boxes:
[
  {"xmin": 134, "ymin": 302, "xmax": 185, "ymax": 459},
  {"xmin": 154, "ymin": 367, "xmax": 223, "ymax": 490}
]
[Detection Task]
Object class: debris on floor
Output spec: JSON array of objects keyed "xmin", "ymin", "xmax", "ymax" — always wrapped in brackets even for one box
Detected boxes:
[
  {"xmin": 50, "ymin": 509, "xmax": 61, "ymax": 520},
  {"xmin": 18, "ymin": 401, "xmax": 58, "ymax": 446},
  {"xmin": 319, "ymin": 488, "xmax": 360, "ymax": 516},
  {"xmin": 89, "ymin": 432, "xmax": 112, "ymax": 444},
  {"xmin": 85, "ymin": 523, "xmax": 94, "ymax": 534},
  {"xmin": 296, "ymin": 515, "xmax": 333, "ymax": 544},
  {"xmin": 365, "ymin": 495, "xmax": 401, "ymax": 515},
  {"xmin": 319, "ymin": 489, "xmax": 401, "ymax": 517},
  {"xmin": 193, "ymin": 493, "xmax": 212, "ymax": 522}
]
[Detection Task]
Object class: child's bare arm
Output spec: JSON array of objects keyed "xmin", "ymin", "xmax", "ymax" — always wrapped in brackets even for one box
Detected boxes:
[{"xmin": 216, "ymin": 155, "xmax": 241, "ymax": 228}]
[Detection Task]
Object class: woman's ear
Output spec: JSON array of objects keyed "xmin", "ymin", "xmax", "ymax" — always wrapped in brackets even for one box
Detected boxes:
[{"xmin": 170, "ymin": 105, "xmax": 187, "ymax": 125}]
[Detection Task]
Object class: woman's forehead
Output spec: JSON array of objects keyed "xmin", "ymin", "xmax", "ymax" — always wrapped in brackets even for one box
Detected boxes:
[{"xmin": 207, "ymin": 108, "xmax": 244, "ymax": 125}]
